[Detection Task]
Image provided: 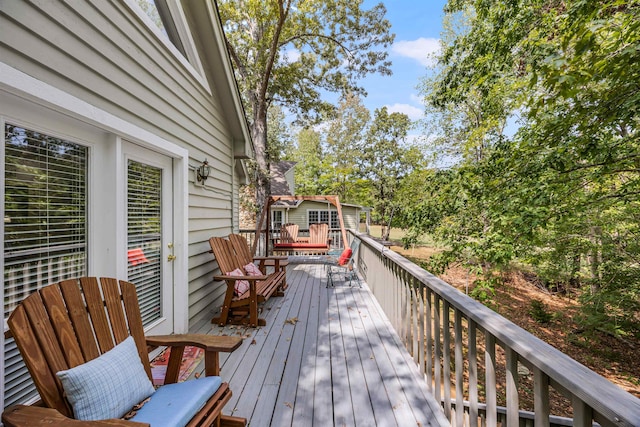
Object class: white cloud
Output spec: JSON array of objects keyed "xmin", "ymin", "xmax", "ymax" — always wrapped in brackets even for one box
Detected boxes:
[
  {"xmin": 282, "ymin": 48, "xmax": 301, "ymax": 63},
  {"xmin": 392, "ymin": 37, "xmax": 441, "ymax": 67},
  {"xmin": 410, "ymin": 93, "xmax": 424, "ymax": 105},
  {"xmin": 385, "ymin": 103, "xmax": 423, "ymax": 120}
]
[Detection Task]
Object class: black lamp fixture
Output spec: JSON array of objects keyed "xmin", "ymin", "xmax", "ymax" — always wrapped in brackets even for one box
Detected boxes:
[{"xmin": 196, "ymin": 159, "xmax": 211, "ymax": 184}]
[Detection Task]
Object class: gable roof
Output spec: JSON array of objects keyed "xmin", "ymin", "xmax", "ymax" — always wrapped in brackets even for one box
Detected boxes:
[
  {"xmin": 181, "ymin": 0, "xmax": 253, "ymax": 159},
  {"xmin": 270, "ymin": 161, "xmax": 297, "ymax": 196}
]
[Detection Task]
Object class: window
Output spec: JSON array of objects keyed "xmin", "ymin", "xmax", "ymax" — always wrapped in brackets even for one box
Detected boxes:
[
  {"xmin": 3, "ymin": 123, "xmax": 88, "ymax": 407},
  {"xmin": 271, "ymin": 210, "xmax": 283, "ymax": 229},
  {"xmin": 135, "ymin": 0, "xmax": 187, "ymax": 59},
  {"xmin": 137, "ymin": 0, "xmax": 169, "ymax": 38},
  {"xmin": 127, "ymin": 160, "xmax": 163, "ymax": 326},
  {"xmin": 308, "ymin": 210, "xmax": 339, "ymax": 229}
]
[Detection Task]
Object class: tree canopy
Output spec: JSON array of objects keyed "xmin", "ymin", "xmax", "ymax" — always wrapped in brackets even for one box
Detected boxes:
[
  {"xmin": 218, "ymin": 0, "xmax": 394, "ymax": 210},
  {"xmin": 408, "ymin": 0, "xmax": 640, "ymax": 336},
  {"xmin": 287, "ymin": 95, "xmax": 419, "ymax": 239}
]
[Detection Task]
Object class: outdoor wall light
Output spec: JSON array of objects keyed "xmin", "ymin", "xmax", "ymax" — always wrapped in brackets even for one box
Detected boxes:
[{"xmin": 196, "ymin": 159, "xmax": 211, "ymax": 184}]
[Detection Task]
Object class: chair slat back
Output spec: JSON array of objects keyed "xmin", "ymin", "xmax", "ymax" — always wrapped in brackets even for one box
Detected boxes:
[
  {"xmin": 228, "ymin": 234, "xmax": 253, "ymax": 266},
  {"xmin": 309, "ymin": 223, "xmax": 329, "ymax": 244},
  {"xmin": 7, "ymin": 278, "xmax": 150, "ymax": 418},
  {"xmin": 280, "ymin": 223, "xmax": 299, "ymax": 243},
  {"xmin": 209, "ymin": 236, "xmax": 242, "ymax": 274}
]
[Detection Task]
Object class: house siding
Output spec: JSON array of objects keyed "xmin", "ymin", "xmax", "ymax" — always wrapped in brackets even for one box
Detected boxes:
[
  {"xmin": 285, "ymin": 201, "xmax": 361, "ymax": 230},
  {"xmin": 1, "ymin": 1, "xmax": 242, "ymax": 328}
]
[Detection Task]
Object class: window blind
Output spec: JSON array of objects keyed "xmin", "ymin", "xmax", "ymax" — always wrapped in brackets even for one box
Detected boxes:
[
  {"xmin": 3, "ymin": 123, "xmax": 87, "ymax": 407},
  {"xmin": 127, "ymin": 160, "xmax": 162, "ymax": 326}
]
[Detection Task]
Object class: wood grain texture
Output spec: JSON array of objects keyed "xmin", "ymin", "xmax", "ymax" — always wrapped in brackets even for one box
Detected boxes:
[
  {"xmin": 4, "ymin": 277, "xmax": 245, "ymax": 426},
  {"xmin": 59, "ymin": 280, "xmax": 100, "ymax": 361},
  {"xmin": 202, "ymin": 263, "xmax": 447, "ymax": 427},
  {"xmin": 209, "ymin": 236, "xmax": 286, "ymax": 326}
]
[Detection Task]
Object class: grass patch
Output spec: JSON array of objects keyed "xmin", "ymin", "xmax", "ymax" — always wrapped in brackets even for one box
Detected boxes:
[{"xmin": 365, "ymin": 225, "xmax": 433, "ymax": 246}]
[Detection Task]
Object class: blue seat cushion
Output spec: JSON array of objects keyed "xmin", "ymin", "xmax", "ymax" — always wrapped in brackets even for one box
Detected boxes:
[{"xmin": 130, "ymin": 376, "xmax": 222, "ymax": 427}]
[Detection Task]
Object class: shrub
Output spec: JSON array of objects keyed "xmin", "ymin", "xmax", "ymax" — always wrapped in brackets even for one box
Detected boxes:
[{"xmin": 529, "ymin": 299, "xmax": 553, "ymax": 323}]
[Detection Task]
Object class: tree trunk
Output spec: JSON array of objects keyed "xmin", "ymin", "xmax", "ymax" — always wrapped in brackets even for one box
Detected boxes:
[
  {"xmin": 251, "ymin": 100, "xmax": 270, "ymax": 217},
  {"xmin": 569, "ymin": 254, "xmax": 581, "ymax": 288},
  {"xmin": 382, "ymin": 206, "xmax": 396, "ymax": 241},
  {"xmin": 589, "ymin": 226, "xmax": 602, "ymax": 294}
]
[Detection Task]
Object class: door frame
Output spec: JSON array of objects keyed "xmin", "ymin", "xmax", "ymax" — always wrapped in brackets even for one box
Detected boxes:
[
  {"xmin": 123, "ymin": 142, "xmax": 175, "ymax": 335},
  {"xmin": 1, "ymin": 63, "xmax": 190, "ymax": 334}
]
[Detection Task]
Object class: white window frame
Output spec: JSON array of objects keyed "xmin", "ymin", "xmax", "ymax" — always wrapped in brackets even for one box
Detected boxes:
[
  {"xmin": 124, "ymin": 0, "xmax": 211, "ymax": 94},
  {"xmin": 271, "ymin": 210, "xmax": 283, "ymax": 230},
  {"xmin": 307, "ymin": 209, "xmax": 339, "ymax": 229},
  {"xmin": 1, "ymin": 63, "xmax": 189, "ymax": 331}
]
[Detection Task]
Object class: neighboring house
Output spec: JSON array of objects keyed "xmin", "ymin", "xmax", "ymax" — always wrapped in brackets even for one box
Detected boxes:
[
  {"xmin": 266, "ymin": 162, "xmax": 371, "ymax": 235},
  {"xmin": 272, "ymin": 199, "xmax": 370, "ymax": 235},
  {"xmin": 270, "ymin": 160, "xmax": 297, "ymax": 197},
  {"xmin": 0, "ymin": 0, "xmax": 251, "ymax": 409}
]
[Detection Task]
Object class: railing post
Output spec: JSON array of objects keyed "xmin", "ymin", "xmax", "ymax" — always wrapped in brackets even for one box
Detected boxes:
[
  {"xmin": 425, "ymin": 288, "xmax": 433, "ymax": 391},
  {"xmin": 572, "ymin": 397, "xmax": 593, "ymax": 427},
  {"xmin": 411, "ymin": 282, "xmax": 420, "ymax": 362},
  {"xmin": 505, "ymin": 348, "xmax": 519, "ymax": 427},
  {"xmin": 443, "ymin": 300, "xmax": 452, "ymax": 419},
  {"xmin": 485, "ymin": 334, "xmax": 497, "ymax": 427},
  {"xmin": 469, "ymin": 320, "xmax": 478, "ymax": 427},
  {"xmin": 434, "ymin": 295, "xmax": 442, "ymax": 408},
  {"xmin": 533, "ymin": 366, "xmax": 550, "ymax": 427},
  {"xmin": 455, "ymin": 309, "xmax": 464, "ymax": 427},
  {"xmin": 417, "ymin": 285, "xmax": 426, "ymax": 376}
]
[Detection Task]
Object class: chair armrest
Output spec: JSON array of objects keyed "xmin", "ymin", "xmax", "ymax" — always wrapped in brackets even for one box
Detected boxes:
[
  {"xmin": 253, "ymin": 256, "xmax": 288, "ymax": 261},
  {"xmin": 146, "ymin": 335, "xmax": 243, "ymax": 380},
  {"xmin": 2, "ymin": 405, "xmax": 149, "ymax": 426},
  {"xmin": 145, "ymin": 334, "xmax": 242, "ymax": 353}
]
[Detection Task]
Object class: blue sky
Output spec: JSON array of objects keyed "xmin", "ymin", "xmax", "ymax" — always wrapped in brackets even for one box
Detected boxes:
[{"xmin": 360, "ymin": 1, "xmax": 448, "ymax": 123}]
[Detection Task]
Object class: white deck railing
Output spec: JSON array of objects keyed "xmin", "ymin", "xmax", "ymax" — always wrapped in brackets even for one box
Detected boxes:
[{"xmin": 353, "ymin": 232, "xmax": 640, "ymax": 427}]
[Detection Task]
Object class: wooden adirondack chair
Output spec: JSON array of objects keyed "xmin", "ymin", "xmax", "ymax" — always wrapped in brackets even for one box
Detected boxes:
[
  {"xmin": 273, "ymin": 223, "xmax": 331, "ymax": 253},
  {"xmin": 1, "ymin": 277, "xmax": 245, "ymax": 427},
  {"xmin": 308, "ymin": 223, "xmax": 330, "ymax": 247},
  {"xmin": 228, "ymin": 233, "xmax": 288, "ymax": 291},
  {"xmin": 209, "ymin": 237, "xmax": 286, "ymax": 326},
  {"xmin": 279, "ymin": 223, "xmax": 299, "ymax": 243}
]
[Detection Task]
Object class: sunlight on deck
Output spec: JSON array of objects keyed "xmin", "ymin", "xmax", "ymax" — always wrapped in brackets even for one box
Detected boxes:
[{"xmin": 191, "ymin": 263, "xmax": 449, "ymax": 427}]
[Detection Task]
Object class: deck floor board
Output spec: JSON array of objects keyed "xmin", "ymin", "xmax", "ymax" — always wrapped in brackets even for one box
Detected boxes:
[{"xmin": 193, "ymin": 263, "xmax": 448, "ymax": 426}]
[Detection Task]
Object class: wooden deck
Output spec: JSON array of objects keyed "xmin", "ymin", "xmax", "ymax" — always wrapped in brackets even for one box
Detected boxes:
[{"xmin": 191, "ymin": 263, "xmax": 449, "ymax": 427}]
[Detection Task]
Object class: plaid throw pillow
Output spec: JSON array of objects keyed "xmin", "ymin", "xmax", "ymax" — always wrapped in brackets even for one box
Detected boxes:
[
  {"xmin": 243, "ymin": 262, "xmax": 262, "ymax": 276},
  {"xmin": 227, "ymin": 268, "xmax": 250, "ymax": 295},
  {"xmin": 56, "ymin": 336, "xmax": 155, "ymax": 420}
]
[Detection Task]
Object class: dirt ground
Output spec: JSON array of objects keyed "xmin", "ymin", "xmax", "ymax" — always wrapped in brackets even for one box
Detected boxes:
[{"xmin": 391, "ymin": 244, "xmax": 640, "ymax": 415}]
